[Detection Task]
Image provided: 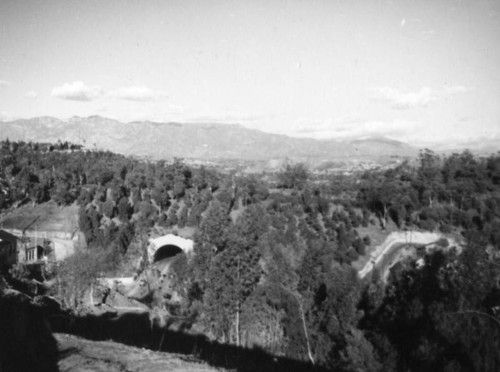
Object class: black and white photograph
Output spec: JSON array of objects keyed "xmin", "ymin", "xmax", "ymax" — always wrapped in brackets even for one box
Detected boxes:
[{"xmin": 1, "ymin": 1, "xmax": 499, "ymax": 371}]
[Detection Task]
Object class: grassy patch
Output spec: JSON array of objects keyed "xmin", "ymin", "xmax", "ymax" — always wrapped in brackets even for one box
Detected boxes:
[
  {"xmin": 351, "ymin": 223, "xmax": 393, "ymax": 271},
  {"xmin": 0, "ymin": 201, "xmax": 79, "ymax": 233}
]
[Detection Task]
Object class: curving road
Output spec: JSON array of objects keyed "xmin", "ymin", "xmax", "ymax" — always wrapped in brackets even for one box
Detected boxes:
[{"xmin": 358, "ymin": 231, "xmax": 452, "ymax": 279}]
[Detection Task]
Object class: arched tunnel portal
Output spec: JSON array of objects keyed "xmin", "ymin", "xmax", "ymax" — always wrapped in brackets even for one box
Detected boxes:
[
  {"xmin": 153, "ymin": 244, "xmax": 184, "ymax": 262},
  {"xmin": 147, "ymin": 234, "xmax": 194, "ymax": 263}
]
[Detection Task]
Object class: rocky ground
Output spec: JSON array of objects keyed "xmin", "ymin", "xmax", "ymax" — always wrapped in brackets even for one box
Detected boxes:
[{"xmin": 56, "ymin": 333, "xmax": 223, "ymax": 372}]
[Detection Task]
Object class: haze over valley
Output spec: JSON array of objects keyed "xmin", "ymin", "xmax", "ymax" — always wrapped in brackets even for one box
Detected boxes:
[
  {"xmin": 0, "ymin": 115, "xmax": 420, "ymax": 162},
  {"xmin": 1, "ymin": 1, "xmax": 500, "ymax": 372}
]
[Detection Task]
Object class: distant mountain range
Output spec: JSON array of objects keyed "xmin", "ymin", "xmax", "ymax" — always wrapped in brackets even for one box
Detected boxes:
[{"xmin": 0, "ymin": 116, "xmax": 419, "ymax": 160}]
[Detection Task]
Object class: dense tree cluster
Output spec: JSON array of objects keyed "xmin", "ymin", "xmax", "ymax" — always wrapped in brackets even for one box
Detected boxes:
[
  {"xmin": 0, "ymin": 141, "xmax": 220, "ymax": 237},
  {"xmin": 360, "ymin": 237, "xmax": 500, "ymax": 371},
  {"xmin": 3, "ymin": 140, "xmax": 500, "ymax": 371},
  {"xmin": 177, "ymin": 150, "xmax": 500, "ymax": 371},
  {"xmin": 358, "ymin": 150, "xmax": 500, "ymax": 248}
]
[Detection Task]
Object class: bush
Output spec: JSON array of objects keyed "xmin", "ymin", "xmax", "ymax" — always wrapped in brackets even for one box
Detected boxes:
[
  {"xmin": 418, "ymin": 218, "xmax": 438, "ymax": 231},
  {"xmin": 436, "ymin": 237, "xmax": 449, "ymax": 248},
  {"xmin": 353, "ymin": 239, "xmax": 366, "ymax": 255},
  {"xmin": 439, "ymin": 223, "xmax": 452, "ymax": 234},
  {"xmin": 363, "ymin": 235, "xmax": 372, "ymax": 246}
]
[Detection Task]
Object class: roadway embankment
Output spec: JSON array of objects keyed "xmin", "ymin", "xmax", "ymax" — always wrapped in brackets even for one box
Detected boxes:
[{"xmin": 358, "ymin": 231, "xmax": 463, "ymax": 280}]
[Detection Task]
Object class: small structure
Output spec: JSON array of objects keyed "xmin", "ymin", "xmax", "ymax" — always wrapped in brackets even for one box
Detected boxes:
[
  {"xmin": 0, "ymin": 225, "xmax": 77, "ymax": 263},
  {"xmin": 18, "ymin": 235, "xmax": 52, "ymax": 264},
  {"xmin": 147, "ymin": 234, "xmax": 194, "ymax": 263},
  {"xmin": 0, "ymin": 230, "xmax": 18, "ymax": 270},
  {"xmin": 24, "ymin": 245, "xmax": 46, "ymax": 263}
]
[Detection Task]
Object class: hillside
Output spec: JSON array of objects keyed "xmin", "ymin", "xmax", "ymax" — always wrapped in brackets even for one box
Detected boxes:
[
  {"xmin": 0, "ymin": 116, "xmax": 417, "ymax": 160},
  {"xmin": 57, "ymin": 333, "xmax": 221, "ymax": 372},
  {"xmin": 2, "ymin": 140, "xmax": 500, "ymax": 371},
  {"xmin": 0, "ymin": 202, "xmax": 79, "ymax": 235}
]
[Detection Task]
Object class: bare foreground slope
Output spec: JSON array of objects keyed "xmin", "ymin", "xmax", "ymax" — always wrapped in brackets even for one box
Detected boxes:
[{"xmin": 57, "ymin": 333, "xmax": 222, "ymax": 372}]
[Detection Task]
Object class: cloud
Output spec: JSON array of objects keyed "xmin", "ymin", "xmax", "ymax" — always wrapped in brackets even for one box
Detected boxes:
[
  {"xmin": 109, "ymin": 86, "xmax": 166, "ymax": 102},
  {"xmin": 50, "ymin": 82, "xmax": 166, "ymax": 103},
  {"xmin": 0, "ymin": 111, "xmax": 16, "ymax": 122},
  {"xmin": 421, "ymin": 30, "xmax": 436, "ymax": 40},
  {"xmin": 291, "ymin": 117, "xmax": 419, "ymax": 141},
  {"xmin": 348, "ymin": 120, "xmax": 418, "ymax": 138},
  {"xmin": 370, "ymin": 85, "xmax": 471, "ymax": 110},
  {"xmin": 188, "ymin": 113, "xmax": 264, "ymax": 124},
  {"xmin": 0, "ymin": 80, "xmax": 11, "ymax": 88},
  {"xmin": 444, "ymin": 85, "xmax": 471, "ymax": 95},
  {"xmin": 25, "ymin": 90, "xmax": 38, "ymax": 99},
  {"xmin": 369, "ymin": 86, "xmax": 437, "ymax": 109},
  {"xmin": 295, "ymin": 115, "xmax": 364, "ymax": 134},
  {"xmin": 51, "ymin": 81, "xmax": 103, "ymax": 101}
]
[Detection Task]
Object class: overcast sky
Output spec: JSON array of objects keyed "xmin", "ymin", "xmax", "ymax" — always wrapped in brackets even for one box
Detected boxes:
[{"xmin": 1, "ymin": 0, "xmax": 499, "ymax": 145}]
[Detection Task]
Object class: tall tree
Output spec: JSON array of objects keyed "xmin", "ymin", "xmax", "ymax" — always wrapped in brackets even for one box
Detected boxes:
[
  {"xmin": 415, "ymin": 149, "xmax": 444, "ymax": 207},
  {"xmin": 278, "ymin": 162, "xmax": 310, "ymax": 190}
]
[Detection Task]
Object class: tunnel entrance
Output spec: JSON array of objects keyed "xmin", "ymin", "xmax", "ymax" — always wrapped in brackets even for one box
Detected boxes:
[
  {"xmin": 147, "ymin": 234, "xmax": 194, "ymax": 263},
  {"xmin": 153, "ymin": 244, "xmax": 184, "ymax": 262}
]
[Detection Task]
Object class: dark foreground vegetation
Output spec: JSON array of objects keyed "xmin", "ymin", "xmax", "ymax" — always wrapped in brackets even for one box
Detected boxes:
[
  {"xmin": 0, "ymin": 278, "xmax": 58, "ymax": 372},
  {"xmin": 1, "ymin": 139, "xmax": 500, "ymax": 371}
]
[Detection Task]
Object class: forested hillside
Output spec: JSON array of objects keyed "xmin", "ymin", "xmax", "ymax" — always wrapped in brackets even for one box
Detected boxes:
[{"xmin": 1, "ymin": 140, "xmax": 500, "ymax": 371}]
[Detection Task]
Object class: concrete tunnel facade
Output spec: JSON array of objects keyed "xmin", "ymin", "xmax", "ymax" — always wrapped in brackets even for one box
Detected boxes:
[{"xmin": 147, "ymin": 234, "xmax": 194, "ymax": 263}]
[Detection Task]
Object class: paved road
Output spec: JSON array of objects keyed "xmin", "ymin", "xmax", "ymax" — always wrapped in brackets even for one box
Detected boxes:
[{"xmin": 358, "ymin": 231, "xmax": 445, "ymax": 279}]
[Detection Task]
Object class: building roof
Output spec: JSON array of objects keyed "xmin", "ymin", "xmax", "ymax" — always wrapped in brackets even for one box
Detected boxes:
[{"xmin": 0, "ymin": 229, "xmax": 18, "ymax": 243}]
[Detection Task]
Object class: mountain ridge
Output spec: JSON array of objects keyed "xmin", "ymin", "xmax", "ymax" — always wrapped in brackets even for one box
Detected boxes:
[{"xmin": 0, "ymin": 116, "xmax": 417, "ymax": 161}]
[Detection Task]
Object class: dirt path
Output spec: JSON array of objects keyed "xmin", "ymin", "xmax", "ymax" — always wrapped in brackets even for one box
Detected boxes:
[{"xmin": 57, "ymin": 333, "xmax": 222, "ymax": 372}]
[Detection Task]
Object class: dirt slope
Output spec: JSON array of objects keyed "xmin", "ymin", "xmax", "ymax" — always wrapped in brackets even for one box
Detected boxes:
[{"xmin": 57, "ymin": 333, "xmax": 223, "ymax": 372}]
